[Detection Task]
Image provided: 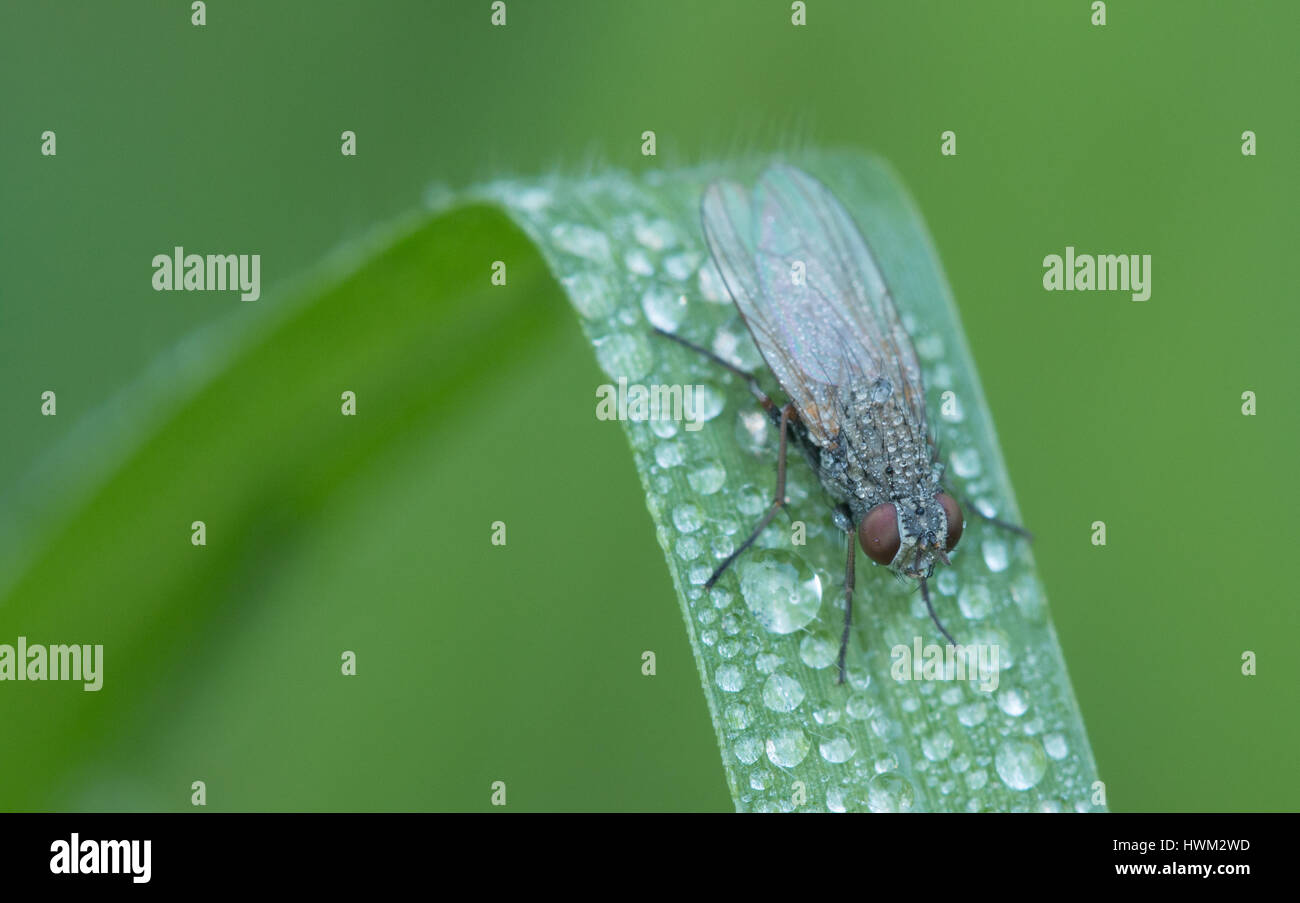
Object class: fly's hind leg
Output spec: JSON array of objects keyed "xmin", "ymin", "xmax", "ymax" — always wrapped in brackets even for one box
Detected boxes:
[
  {"xmin": 653, "ymin": 327, "xmax": 795, "ymax": 590},
  {"xmin": 703, "ymin": 402, "xmax": 797, "ymax": 590}
]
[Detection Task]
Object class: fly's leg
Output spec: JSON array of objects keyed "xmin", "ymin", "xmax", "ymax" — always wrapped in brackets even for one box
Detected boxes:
[
  {"xmin": 836, "ymin": 514, "xmax": 856, "ymax": 685},
  {"xmin": 703, "ymin": 402, "xmax": 797, "ymax": 590},
  {"xmin": 651, "ymin": 327, "xmax": 777, "ymax": 413},
  {"xmin": 920, "ymin": 576, "xmax": 957, "ymax": 646}
]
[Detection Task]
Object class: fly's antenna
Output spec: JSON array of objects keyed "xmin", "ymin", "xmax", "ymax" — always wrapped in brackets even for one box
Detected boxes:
[{"xmin": 920, "ymin": 576, "xmax": 957, "ymax": 646}]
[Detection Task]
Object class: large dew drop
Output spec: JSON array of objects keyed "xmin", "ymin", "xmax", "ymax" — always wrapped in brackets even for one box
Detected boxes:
[
  {"xmin": 867, "ymin": 773, "xmax": 916, "ymax": 812},
  {"xmin": 765, "ymin": 729, "xmax": 811, "ymax": 768},
  {"xmin": 738, "ymin": 550, "xmax": 823, "ymax": 634},
  {"xmin": 761, "ymin": 672, "xmax": 805, "ymax": 712},
  {"xmin": 714, "ymin": 664, "xmax": 745, "ymax": 693},
  {"xmin": 641, "ymin": 286, "xmax": 687, "ymax": 331},
  {"xmin": 995, "ymin": 739, "xmax": 1047, "ymax": 791},
  {"xmin": 819, "ymin": 735, "xmax": 856, "ymax": 764}
]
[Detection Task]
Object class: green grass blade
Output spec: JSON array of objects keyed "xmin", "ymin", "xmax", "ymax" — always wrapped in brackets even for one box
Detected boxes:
[{"xmin": 476, "ymin": 150, "xmax": 1104, "ymax": 812}]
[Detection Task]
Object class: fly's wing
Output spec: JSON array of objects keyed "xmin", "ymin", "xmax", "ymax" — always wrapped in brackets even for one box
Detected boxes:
[{"xmin": 700, "ymin": 164, "xmax": 930, "ymax": 447}]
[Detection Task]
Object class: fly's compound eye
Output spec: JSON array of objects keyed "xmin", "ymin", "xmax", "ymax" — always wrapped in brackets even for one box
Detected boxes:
[
  {"xmin": 858, "ymin": 503, "xmax": 900, "ymax": 565},
  {"xmin": 936, "ymin": 493, "xmax": 964, "ymax": 551}
]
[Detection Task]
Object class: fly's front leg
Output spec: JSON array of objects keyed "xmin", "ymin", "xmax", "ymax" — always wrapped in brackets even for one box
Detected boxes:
[{"xmin": 703, "ymin": 402, "xmax": 797, "ymax": 590}]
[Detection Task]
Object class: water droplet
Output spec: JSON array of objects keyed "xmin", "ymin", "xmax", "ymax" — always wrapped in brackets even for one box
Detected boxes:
[
  {"xmin": 711, "ymin": 535, "xmax": 735, "ymax": 561},
  {"xmin": 675, "ymin": 535, "xmax": 701, "ymax": 560},
  {"xmin": 870, "ymin": 377, "xmax": 894, "ymax": 402},
  {"xmin": 552, "ymin": 223, "xmax": 611, "ymax": 262},
  {"xmin": 957, "ymin": 581, "xmax": 993, "ymax": 620},
  {"xmin": 634, "ymin": 217, "xmax": 677, "ymax": 251},
  {"xmin": 813, "ymin": 706, "xmax": 841, "ymax": 726},
  {"xmin": 871, "ymin": 717, "xmax": 899, "ymax": 740},
  {"xmin": 950, "ymin": 447, "xmax": 982, "ymax": 479},
  {"xmin": 513, "ymin": 187, "xmax": 552, "ymax": 214},
  {"xmin": 1011, "ymin": 574, "xmax": 1045, "ymax": 624},
  {"xmin": 762, "ymin": 672, "xmax": 805, "ymax": 712},
  {"xmin": 922, "ymin": 731, "xmax": 954, "ymax": 761},
  {"xmin": 673, "ymin": 504, "xmax": 703, "ymax": 533},
  {"xmin": 799, "ymin": 634, "xmax": 837, "ymax": 669},
  {"xmin": 936, "ymin": 569, "xmax": 958, "ymax": 596},
  {"xmin": 940, "ymin": 395, "xmax": 965, "ymax": 423},
  {"xmin": 915, "ymin": 334, "xmax": 944, "ymax": 360},
  {"xmin": 690, "ymin": 384, "xmax": 725, "ymax": 423},
  {"xmin": 982, "ymin": 539, "xmax": 1009, "ymax": 573},
  {"xmin": 687, "ymin": 460, "xmax": 727, "ymax": 495},
  {"xmin": 641, "ymin": 286, "xmax": 687, "ymax": 331},
  {"xmin": 723, "ymin": 703, "xmax": 752, "ymax": 731},
  {"xmin": 1043, "ymin": 733, "xmax": 1069, "ymax": 760},
  {"xmin": 650, "ymin": 417, "xmax": 678, "ymax": 439},
  {"xmin": 738, "ymin": 550, "xmax": 823, "ymax": 634},
  {"xmin": 826, "ymin": 786, "xmax": 847, "ymax": 813},
  {"xmin": 594, "ymin": 332, "xmax": 653, "ymax": 380},
  {"xmin": 819, "ymin": 735, "xmax": 856, "ymax": 764},
  {"xmin": 654, "ymin": 442, "xmax": 683, "ymax": 468},
  {"xmin": 997, "ymin": 688, "xmax": 1029, "ymax": 717},
  {"xmin": 765, "ymin": 729, "xmax": 811, "ymax": 767},
  {"xmin": 867, "ymin": 773, "xmax": 915, "ymax": 812},
  {"xmin": 712, "ymin": 326, "xmax": 763, "ymax": 371},
  {"xmin": 733, "ymin": 734, "xmax": 762, "ymax": 765},
  {"xmin": 756, "ymin": 658, "xmax": 785, "ymax": 680},
  {"xmin": 845, "ymin": 693, "xmax": 874, "ymax": 721},
  {"xmin": 624, "ymin": 248, "xmax": 654, "ymax": 276},
  {"xmin": 995, "ymin": 739, "xmax": 1047, "ymax": 790},
  {"xmin": 967, "ymin": 626, "xmax": 1013, "ymax": 671},
  {"xmin": 663, "ymin": 252, "xmax": 701, "ymax": 282},
  {"xmin": 957, "ymin": 701, "xmax": 987, "ymax": 727},
  {"xmin": 736, "ymin": 409, "xmax": 770, "ymax": 450},
  {"xmin": 715, "ymin": 664, "xmax": 745, "ymax": 692}
]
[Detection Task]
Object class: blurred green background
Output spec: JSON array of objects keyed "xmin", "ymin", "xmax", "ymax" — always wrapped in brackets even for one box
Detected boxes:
[{"xmin": 1, "ymin": 1, "xmax": 1296, "ymax": 811}]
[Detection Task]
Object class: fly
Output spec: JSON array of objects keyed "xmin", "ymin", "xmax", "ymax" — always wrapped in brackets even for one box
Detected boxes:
[{"xmin": 655, "ymin": 164, "xmax": 1030, "ymax": 683}]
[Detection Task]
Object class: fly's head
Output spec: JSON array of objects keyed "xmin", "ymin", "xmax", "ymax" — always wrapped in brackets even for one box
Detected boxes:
[{"xmin": 858, "ymin": 492, "xmax": 964, "ymax": 578}]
